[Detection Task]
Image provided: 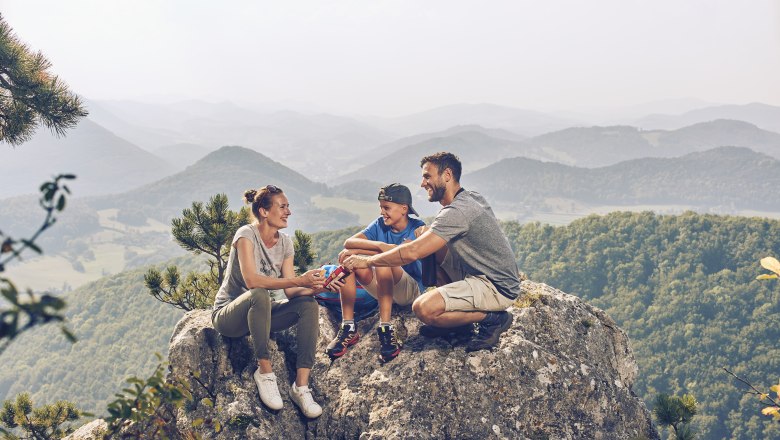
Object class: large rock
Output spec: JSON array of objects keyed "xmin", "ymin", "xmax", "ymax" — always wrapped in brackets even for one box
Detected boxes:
[{"xmin": 163, "ymin": 281, "xmax": 658, "ymax": 439}]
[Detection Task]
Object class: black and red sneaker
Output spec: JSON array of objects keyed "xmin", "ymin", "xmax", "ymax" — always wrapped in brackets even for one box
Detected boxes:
[
  {"xmin": 325, "ymin": 323, "xmax": 359, "ymax": 360},
  {"xmin": 377, "ymin": 325, "xmax": 402, "ymax": 363}
]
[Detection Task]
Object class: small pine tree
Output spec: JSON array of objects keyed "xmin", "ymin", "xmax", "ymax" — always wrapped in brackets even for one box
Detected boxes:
[
  {"xmin": 293, "ymin": 229, "xmax": 316, "ymax": 274},
  {"xmin": 0, "ymin": 393, "xmax": 84, "ymax": 439},
  {"xmin": 144, "ymin": 194, "xmax": 248, "ymax": 311},
  {"xmin": 0, "ymin": 14, "xmax": 87, "ymax": 146},
  {"xmin": 0, "ymin": 14, "xmax": 85, "ymax": 353},
  {"xmin": 653, "ymin": 393, "xmax": 698, "ymax": 440}
]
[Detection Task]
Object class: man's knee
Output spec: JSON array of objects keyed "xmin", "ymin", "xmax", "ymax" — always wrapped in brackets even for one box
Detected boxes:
[
  {"xmin": 411, "ymin": 297, "xmax": 428, "ymax": 322},
  {"xmin": 412, "ymin": 293, "xmax": 442, "ymax": 325}
]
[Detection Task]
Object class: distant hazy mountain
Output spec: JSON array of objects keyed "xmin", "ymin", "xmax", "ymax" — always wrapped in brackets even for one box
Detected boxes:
[
  {"xmin": 84, "ymin": 100, "xmax": 191, "ymax": 149},
  {"xmin": 152, "ymin": 143, "xmax": 213, "ymax": 171},
  {"xmin": 562, "ymin": 98, "xmax": 719, "ymax": 126},
  {"xmin": 632, "ymin": 103, "xmax": 780, "ymax": 134},
  {"xmin": 332, "ymin": 130, "xmax": 530, "ymax": 187},
  {"xmin": 0, "ymin": 119, "xmax": 176, "ymax": 199},
  {"xmin": 87, "ymin": 146, "xmax": 358, "ymax": 232},
  {"xmin": 467, "ymin": 146, "xmax": 780, "ymax": 210},
  {"xmin": 372, "ymin": 103, "xmax": 581, "ymax": 137},
  {"xmin": 86, "ymin": 99, "xmax": 394, "ymax": 180},
  {"xmin": 348, "ymin": 124, "xmax": 526, "ymax": 173},
  {"xmin": 519, "ymin": 119, "xmax": 780, "ymax": 167}
]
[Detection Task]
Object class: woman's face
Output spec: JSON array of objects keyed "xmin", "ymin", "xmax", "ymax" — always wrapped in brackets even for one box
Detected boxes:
[
  {"xmin": 380, "ymin": 200, "xmax": 407, "ymax": 230},
  {"xmin": 262, "ymin": 193, "xmax": 291, "ymax": 229}
]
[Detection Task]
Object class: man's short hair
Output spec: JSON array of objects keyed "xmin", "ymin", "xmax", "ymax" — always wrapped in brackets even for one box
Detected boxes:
[{"xmin": 420, "ymin": 152, "xmax": 462, "ymax": 182}]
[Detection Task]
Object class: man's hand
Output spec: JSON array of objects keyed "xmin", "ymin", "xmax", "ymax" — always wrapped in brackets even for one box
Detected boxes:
[
  {"xmin": 343, "ymin": 254, "xmax": 372, "ymax": 271},
  {"xmin": 337, "ymin": 248, "xmax": 355, "ymax": 264}
]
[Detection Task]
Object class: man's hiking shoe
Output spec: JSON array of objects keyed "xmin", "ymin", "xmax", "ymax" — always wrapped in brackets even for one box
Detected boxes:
[
  {"xmin": 377, "ymin": 325, "xmax": 402, "ymax": 363},
  {"xmin": 466, "ymin": 311, "xmax": 513, "ymax": 352},
  {"xmin": 325, "ymin": 323, "xmax": 359, "ymax": 359},
  {"xmin": 419, "ymin": 323, "xmax": 475, "ymax": 338}
]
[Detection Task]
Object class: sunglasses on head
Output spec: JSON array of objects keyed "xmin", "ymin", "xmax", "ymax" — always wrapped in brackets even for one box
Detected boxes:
[
  {"xmin": 377, "ymin": 189, "xmax": 394, "ymax": 202},
  {"xmin": 265, "ymin": 185, "xmax": 282, "ymax": 193}
]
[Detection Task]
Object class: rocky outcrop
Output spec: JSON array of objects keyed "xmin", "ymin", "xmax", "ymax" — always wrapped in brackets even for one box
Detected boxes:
[{"xmin": 158, "ymin": 280, "xmax": 658, "ymax": 439}]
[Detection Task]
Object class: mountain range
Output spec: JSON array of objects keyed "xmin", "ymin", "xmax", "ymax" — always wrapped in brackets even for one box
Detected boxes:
[
  {"xmin": 631, "ymin": 102, "xmax": 780, "ymax": 134},
  {"xmin": 466, "ymin": 146, "xmax": 780, "ymax": 210},
  {"xmin": 85, "ymin": 146, "xmax": 354, "ymax": 233},
  {"xmin": 0, "ymin": 119, "xmax": 176, "ymax": 198}
]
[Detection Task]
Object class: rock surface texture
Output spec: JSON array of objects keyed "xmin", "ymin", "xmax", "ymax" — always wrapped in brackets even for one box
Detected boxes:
[{"xmin": 100, "ymin": 281, "xmax": 660, "ymax": 439}]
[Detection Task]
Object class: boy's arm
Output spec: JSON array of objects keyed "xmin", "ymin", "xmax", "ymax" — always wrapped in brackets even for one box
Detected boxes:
[
  {"xmin": 344, "ymin": 232, "xmax": 394, "ymax": 253},
  {"xmin": 344, "ymin": 230, "xmax": 446, "ymax": 269}
]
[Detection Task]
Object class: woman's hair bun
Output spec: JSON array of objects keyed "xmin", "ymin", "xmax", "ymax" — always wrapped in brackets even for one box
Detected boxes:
[{"xmin": 243, "ymin": 189, "xmax": 257, "ymax": 204}]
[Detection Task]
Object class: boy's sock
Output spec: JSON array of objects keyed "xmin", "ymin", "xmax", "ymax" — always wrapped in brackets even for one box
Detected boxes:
[
  {"xmin": 342, "ymin": 319, "xmax": 355, "ymax": 330},
  {"xmin": 379, "ymin": 321, "xmax": 392, "ymax": 329}
]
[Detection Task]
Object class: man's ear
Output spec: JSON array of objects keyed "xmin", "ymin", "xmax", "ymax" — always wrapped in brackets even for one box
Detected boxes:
[{"xmin": 443, "ymin": 167, "xmax": 452, "ymax": 183}]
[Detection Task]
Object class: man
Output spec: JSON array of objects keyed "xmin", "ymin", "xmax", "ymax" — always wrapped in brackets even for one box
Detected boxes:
[
  {"xmin": 344, "ymin": 152, "xmax": 520, "ymax": 352},
  {"xmin": 325, "ymin": 184, "xmax": 425, "ymax": 363}
]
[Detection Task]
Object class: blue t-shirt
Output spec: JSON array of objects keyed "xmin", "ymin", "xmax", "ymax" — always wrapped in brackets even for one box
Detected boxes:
[{"xmin": 362, "ymin": 216, "xmax": 426, "ymax": 292}]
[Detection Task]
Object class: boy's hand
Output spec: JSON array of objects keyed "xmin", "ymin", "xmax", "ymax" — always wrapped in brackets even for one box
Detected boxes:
[
  {"xmin": 414, "ymin": 225, "xmax": 429, "ymax": 238},
  {"xmin": 327, "ymin": 277, "xmax": 346, "ymax": 292}
]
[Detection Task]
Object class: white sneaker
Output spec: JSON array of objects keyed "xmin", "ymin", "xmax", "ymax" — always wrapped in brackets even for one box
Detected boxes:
[
  {"xmin": 289, "ymin": 383, "xmax": 323, "ymax": 418},
  {"xmin": 253, "ymin": 370, "xmax": 283, "ymax": 410}
]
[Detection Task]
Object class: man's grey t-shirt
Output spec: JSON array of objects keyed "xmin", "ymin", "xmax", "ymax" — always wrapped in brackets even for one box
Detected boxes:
[
  {"xmin": 430, "ymin": 189, "xmax": 520, "ymax": 300},
  {"xmin": 213, "ymin": 224, "xmax": 294, "ymax": 310}
]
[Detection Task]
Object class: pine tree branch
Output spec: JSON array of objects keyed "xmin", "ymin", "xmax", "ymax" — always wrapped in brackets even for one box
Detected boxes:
[{"xmin": 723, "ymin": 367, "xmax": 780, "ymax": 407}]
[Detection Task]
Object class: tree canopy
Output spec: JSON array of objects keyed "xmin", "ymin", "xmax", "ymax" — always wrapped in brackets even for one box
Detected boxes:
[{"xmin": 0, "ymin": 13, "xmax": 87, "ymax": 146}]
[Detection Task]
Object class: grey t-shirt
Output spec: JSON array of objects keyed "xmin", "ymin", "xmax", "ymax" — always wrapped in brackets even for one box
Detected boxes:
[
  {"xmin": 213, "ymin": 224, "xmax": 294, "ymax": 310},
  {"xmin": 430, "ymin": 189, "xmax": 520, "ymax": 299}
]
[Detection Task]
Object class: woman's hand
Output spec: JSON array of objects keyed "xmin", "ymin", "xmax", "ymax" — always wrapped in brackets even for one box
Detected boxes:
[{"xmin": 299, "ymin": 268, "xmax": 325, "ymax": 289}]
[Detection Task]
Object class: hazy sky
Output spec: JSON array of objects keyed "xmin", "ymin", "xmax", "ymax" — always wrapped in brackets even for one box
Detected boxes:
[{"xmin": 2, "ymin": 0, "xmax": 779, "ymax": 116}]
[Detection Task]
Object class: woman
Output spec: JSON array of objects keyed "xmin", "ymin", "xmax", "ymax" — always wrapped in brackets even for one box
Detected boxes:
[{"xmin": 211, "ymin": 184, "xmax": 325, "ymax": 418}]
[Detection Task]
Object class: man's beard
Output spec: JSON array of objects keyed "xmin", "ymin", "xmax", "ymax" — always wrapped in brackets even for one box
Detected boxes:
[{"xmin": 428, "ymin": 183, "xmax": 446, "ymax": 202}]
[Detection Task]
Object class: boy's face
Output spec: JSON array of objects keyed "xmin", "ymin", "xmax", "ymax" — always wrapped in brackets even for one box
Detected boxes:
[{"xmin": 380, "ymin": 200, "xmax": 408, "ymax": 229}]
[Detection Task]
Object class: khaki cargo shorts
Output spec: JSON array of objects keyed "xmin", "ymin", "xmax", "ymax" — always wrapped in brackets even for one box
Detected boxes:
[
  {"xmin": 362, "ymin": 268, "xmax": 421, "ymax": 306},
  {"xmin": 437, "ymin": 249, "xmax": 514, "ymax": 312}
]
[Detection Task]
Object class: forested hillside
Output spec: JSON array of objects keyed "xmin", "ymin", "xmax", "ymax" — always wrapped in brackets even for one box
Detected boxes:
[
  {"xmin": 506, "ymin": 212, "xmax": 780, "ymax": 439},
  {"xmin": 310, "ymin": 212, "xmax": 780, "ymax": 438},
  {"xmin": 0, "ymin": 257, "xmax": 200, "ymax": 415},
  {"xmin": 3, "ymin": 213, "xmax": 779, "ymax": 438}
]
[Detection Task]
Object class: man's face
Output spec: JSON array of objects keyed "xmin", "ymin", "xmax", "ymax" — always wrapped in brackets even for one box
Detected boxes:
[{"xmin": 421, "ymin": 162, "xmax": 446, "ymax": 203}]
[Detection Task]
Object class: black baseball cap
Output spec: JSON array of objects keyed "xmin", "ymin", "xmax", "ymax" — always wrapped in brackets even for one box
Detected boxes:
[{"xmin": 378, "ymin": 183, "xmax": 419, "ymax": 216}]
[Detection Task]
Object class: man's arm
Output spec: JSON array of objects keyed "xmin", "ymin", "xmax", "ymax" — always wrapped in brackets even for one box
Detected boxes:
[
  {"xmin": 344, "ymin": 230, "xmax": 446, "ymax": 269},
  {"xmin": 344, "ymin": 232, "xmax": 394, "ymax": 253}
]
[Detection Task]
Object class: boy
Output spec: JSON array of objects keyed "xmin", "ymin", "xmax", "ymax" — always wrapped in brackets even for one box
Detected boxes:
[{"xmin": 325, "ymin": 183, "xmax": 425, "ymax": 363}]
